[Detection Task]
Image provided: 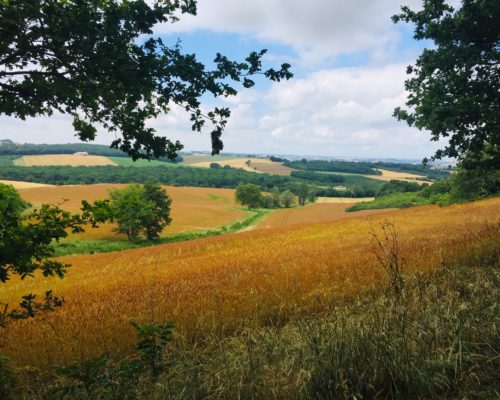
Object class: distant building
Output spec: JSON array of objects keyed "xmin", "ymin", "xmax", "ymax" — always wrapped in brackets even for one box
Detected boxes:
[{"xmin": 73, "ymin": 151, "xmax": 89, "ymax": 156}]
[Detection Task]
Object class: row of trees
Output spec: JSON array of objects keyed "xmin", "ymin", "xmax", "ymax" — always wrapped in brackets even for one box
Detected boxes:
[
  {"xmin": 235, "ymin": 183, "xmax": 315, "ymax": 209},
  {"xmin": 0, "ymin": 165, "xmax": 379, "ymax": 198}
]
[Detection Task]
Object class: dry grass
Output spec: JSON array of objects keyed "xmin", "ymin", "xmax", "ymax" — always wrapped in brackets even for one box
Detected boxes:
[
  {"xmin": 315, "ymin": 196, "xmax": 374, "ymax": 203},
  {"xmin": 368, "ymin": 168, "xmax": 428, "ymax": 183},
  {"xmin": 190, "ymin": 157, "xmax": 294, "ymax": 175},
  {"xmin": 17, "ymin": 184, "xmax": 246, "ymax": 240},
  {"xmin": 1, "ymin": 198, "xmax": 498, "ymax": 369},
  {"xmin": 0, "ymin": 180, "xmax": 54, "ymax": 190},
  {"xmin": 255, "ymin": 203, "xmax": 392, "ymax": 229},
  {"xmin": 18, "ymin": 154, "xmax": 117, "ymax": 167}
]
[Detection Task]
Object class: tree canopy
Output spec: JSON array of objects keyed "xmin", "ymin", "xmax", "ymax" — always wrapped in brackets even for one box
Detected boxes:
[
  {"xmin": 0, "ymin": 182, "xmax": 101, "ymax": 326},
  {"xmin": 235, "ymin": 183, "xmax": 262, "ymax": 209},
  {"xmin": 107, "ymin": 183, "xmax": 172, "ymax": 241},
  {"xmin": 393, "ymin": 0, "xmax": 499, "ymax": 170},
  {"xmin": 0, "ymin": 0, "xmax": 292, "ymax": 160}
]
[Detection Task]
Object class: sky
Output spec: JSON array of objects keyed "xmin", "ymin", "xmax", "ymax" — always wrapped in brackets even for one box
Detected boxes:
[{"xmin": 0, "ymin": 0, "xmax": 454, "ymax": 160}]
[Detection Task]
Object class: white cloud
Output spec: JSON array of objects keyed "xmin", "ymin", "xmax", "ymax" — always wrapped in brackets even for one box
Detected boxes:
[{"xmin": 158, "ymin": 0, "xmax": 426, "ymax": 66}]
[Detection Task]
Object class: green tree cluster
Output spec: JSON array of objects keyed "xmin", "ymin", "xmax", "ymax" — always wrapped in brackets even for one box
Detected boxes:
[
  {"xmin": 393, "ymin": 0, "xmax": 499, "ymax": 195},
  {"xmin": 0, "ymin": 183, "xmax": 101, "ymax": 327},
  {"xmin": 107, "ymin": 183, "xmax": 172, "ymax": 241}
]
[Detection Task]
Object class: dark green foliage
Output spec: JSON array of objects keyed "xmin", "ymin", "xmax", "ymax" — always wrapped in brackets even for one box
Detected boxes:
[
  {"xmin": 393, "ymin": 0, "xmax": 500, "ymax": 173},
  {"xmin": 132, "ymin": 321, "xmax": 175, "ymax": 381},
  {"xmin": 269, "ymin": 156, "xmax": 288, "ymax": 162},
  {"xmin": 0, "ymin": 183, "xmax": 100, "ymax": 326},
  {"xmin": 209, "ymin": 162, "xmax": 222, "ymax": 169},
  {"xmin": 279, "ymin": 190, "xmax": 295, "ymax": 208},
  {"xmin": 0, "ymin": 155, "xmax": 16, "ymax": 165},
  {"xmin": 291, "ymin": 170, "xmax": 346, "ymax": 184},
  {"xmin": 285, "ymin": 159, "xmax": 381, "ymax": 175},
  {"xmin": 235, "ymin": 183, "xmax": 262, "ymax": 209},
  {"xmin": 377, "ymin": 180, "xmax": 424, "ymax": 196},
  {"xmin": 297, "ymin": 183, "xmax": 310, "ymax": 206},
  {"xmin": 53, "ymin": 321, "xmax": 174, "ymax": 398},
  {"xmin": 0, "ymin": 165, "xmax": 293, "ymax": 189},
  {"xmin": 0, "ymin": 142, "xmax": 135, "ymax": 157},
  {"xmin": 107, "ymin": 183, "xmax": 172, "ymax": 241},
  {"xmin": 0, "ymin": 1, "xmax": 292, "ymax": 159},
  {"xmin": 449, "ymin": 167, "xmax": 500, "ymax": 201},
  {"xmin": 0, "ymin": 356, "xmax": 15, "ymax": 400}
]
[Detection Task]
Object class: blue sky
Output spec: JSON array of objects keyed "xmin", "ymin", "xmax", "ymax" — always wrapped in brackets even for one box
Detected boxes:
[{"xmin": 0, "ymin": 0, "xmax": 454, "ymax": 160}]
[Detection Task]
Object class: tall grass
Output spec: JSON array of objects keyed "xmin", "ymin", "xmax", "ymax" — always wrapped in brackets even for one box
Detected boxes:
[{"xmin": 7, "ymin": 218, "xmax": 499, "ymax": 399}]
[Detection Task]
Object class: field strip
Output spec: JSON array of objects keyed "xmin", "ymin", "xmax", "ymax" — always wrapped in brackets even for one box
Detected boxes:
[
  {"xmin": 0, "ymin": 180, "xmax": 54, "ymax": 189},
  {"xmin": 366, "ymin": 168, "xmax": 428, "ymax": 183},
  {"xmin": 20, "ymin": 154, "xmax": 117, "ymax": 167},
  {"xmin": 188, "ymin": 157, "xmax": 294, "ymax": 175}
]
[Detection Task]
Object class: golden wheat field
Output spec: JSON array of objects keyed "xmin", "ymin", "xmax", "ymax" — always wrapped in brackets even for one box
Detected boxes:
[
  {"xmin": 189, "ymin": 157, "xmax": 294, "ymax": 175},
  {"xmin": 17, "ymin": 154, "xmax": 117, "ymax": 167},
  {"xmin": 0, "ymin": 180, "xmax": 54, "ymax": 189},
  {"xmin": 1, "ymin": 198, "xmax": 498, "ymax": 368},
  {"xmin": 255, "ymin": 202, "xmax": 392, "ymax": 230},
  {"xmin": 368, "ymin": 168, "xmax": 428, "ymax": 183},
  {"xmin": 17, "ymin": 184, "xmax": 247, "ymax": 239}
]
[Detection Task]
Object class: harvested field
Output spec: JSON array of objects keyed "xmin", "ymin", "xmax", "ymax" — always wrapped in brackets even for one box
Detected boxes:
[
  {"xmin": 19, "ymin": 154, "xmax": 117, "ymax": 167},
  {"xmin": 189, "ymin": 157, "xmax": 294, "ymax": 175},
  {"xmin": 2, "ymin": 198, "xmax": 498, "ymax": 368},
  {"xmin": 255, "ymin": 202, "xmax": 390, "ymax": 230},
  {"xmin": 17, "ymin": 184, "xmax": 246, "ymax": 239},
  {"xmin": 0, "ymin": 180, "xmax": 54, "ymax": 189},
  {"xmin": 367, "ymin": 168, "xmax": 428, "ymax": 183},
  {"xmin": 315, "ymin": 196, "xmax": 374, "ymax": 203}
]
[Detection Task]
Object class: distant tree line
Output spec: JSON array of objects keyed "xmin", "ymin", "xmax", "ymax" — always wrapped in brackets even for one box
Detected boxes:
[
  {"xmin": 0, "ymin": 165, "xmax": 387, "ymax": 198},
  {"xmin": 0, "ymin": 142, "xmax": 183, "ymax": 162},
  {"xmin": 285, "ymin": 159, "xmax": 382, "ymax": 175},
  {"xmin": 284, "ymin": 159, "xmax": 450, "ymax": 180},
  {"xmin": 291, "ymin": 170, "xmax": 346, "ymax": 183},
  {"xmin": 235, "ymin": 183, "xmax": 313, "ymax": 209}
]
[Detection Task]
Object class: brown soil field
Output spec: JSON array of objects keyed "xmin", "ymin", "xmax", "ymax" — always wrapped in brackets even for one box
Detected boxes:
[
  {"xmin": 190, "ymin": 157, "xmax": 294, "ymax": 175},
  {"xmin": 19, "ymin": 154, "xmax": 117, "ymax": 167},
  {"xmin": 255, "ymin": 202, "xmax": 391, "ymax": 230},
  {"xmin": 0, "ymin": 180, "xmax": 54, "ymax": 189},
  {"xmin": 17, "ymin": 184, "xmax": 246, "ymax": 239},
  {"xmin": 2, "ymin": 198, "xmax": 498, "ymax": 368}
]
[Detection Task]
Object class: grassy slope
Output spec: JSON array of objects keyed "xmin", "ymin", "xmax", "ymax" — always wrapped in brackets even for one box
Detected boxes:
[
  {"xmin": 2, "ymin": 199, "xmax": 499, "ymax": 398},
  {"xmin": 2, "ymin": 198, "xmax": 498, "ymax": 363}
]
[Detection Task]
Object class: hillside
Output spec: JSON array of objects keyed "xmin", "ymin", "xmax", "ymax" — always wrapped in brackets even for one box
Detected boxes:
[
  {"xmin": 17, "ymin": 184, "xmax": 248, "ymax": 240},
  {"xmin": 3, "ymin": 198, "xmax": 498, "ymax": 371}
]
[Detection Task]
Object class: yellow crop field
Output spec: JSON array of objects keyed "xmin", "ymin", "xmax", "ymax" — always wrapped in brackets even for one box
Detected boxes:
[
  {"xmin": 17, "ymin": 184, "xmax": 247, "ymax": 239},
  {"xmin": 19, "ymin": 154, "xmax": 117, "ymax": 166},
  {"xmin": 368, "ymin": 168, "xmax": 428, "ymax": 183},
  {"xmin": 0, "ymin": 180, "xmax": 54, "ymax": 189},
  {"xmin": 190, "ymin": 157, "xmax": 295, "ymax": 175},
  {"xmin": 255, "ymin": 202, "xmax": 391, "ymax": 229},
  {"xmin": 1, "ymin": 198, "xmax": 498, "ymax": 368},
  {"xmin": 315, "ymin": 196, "xmax": 375, "ymax": 203}
]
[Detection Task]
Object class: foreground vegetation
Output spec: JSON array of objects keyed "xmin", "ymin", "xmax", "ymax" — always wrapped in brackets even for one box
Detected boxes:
[{"xmin": 1, "ymin": 198, "xmax": 498, "ymax": 399}]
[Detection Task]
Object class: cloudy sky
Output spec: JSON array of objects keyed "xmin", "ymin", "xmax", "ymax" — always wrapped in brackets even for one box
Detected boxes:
[{"xmin": 0, "ymin": 0, "xmax": 452, "ymax": 160}]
